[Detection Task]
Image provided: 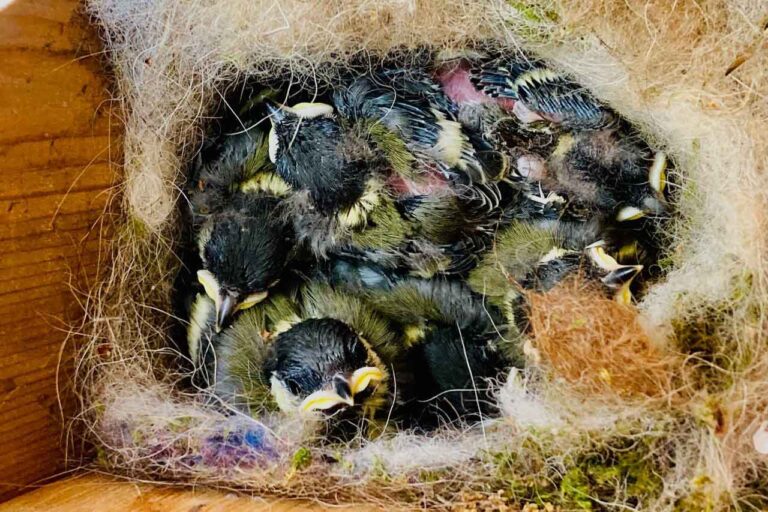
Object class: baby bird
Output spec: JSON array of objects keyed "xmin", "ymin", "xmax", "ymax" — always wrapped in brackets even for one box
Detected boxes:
[
  {"xmin": 259, "ymin": 284, "xmax": 402, "ymax": 421},
  {"xmin": 187, "ymin": 93, "xmax": 278, "ymax": 226},
  {"xmin": 333, "ymin": 71, "xmax": 492, "ymax": 185},
  {"xmin": 264, "ymin": 317, "xmax": 387, "ymax": 416},
  {"xmin": 327, "ymin": 258, "xmax": 524, "ymax": 425},
  {"xmin": 543, "ymin": 129, "xmax": 669, "ymax": 222},
  {"xmin": 266, "ymin": 100, "xmax": 416, "ymax": 254},
  {"xmin": 190, "ymin": 284, "xmax": 395, "ymax": 425},
  {"xmin": 266, "ymin": 101, "xmax": 372, "ymax": 216},
  {"xmin": 196, "ymin": 193, "xmax": 294, "ymax": 331},
  {"xmin": 267, "ymin": 100, "xmax": 504, "ymax": 276},
  {"xmin": 468, "ymin": 219, "xmax": 643, "ymax": 308}
]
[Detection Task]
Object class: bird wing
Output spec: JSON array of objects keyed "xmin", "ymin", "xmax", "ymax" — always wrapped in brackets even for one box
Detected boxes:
[{"xmin": 472, "ymin": 57, "xmax": 614, "ymax": 130}]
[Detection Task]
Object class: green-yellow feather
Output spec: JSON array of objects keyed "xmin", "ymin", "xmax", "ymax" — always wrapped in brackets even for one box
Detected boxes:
[
  {"xmin": 364, "ymin": 120, "xmax": 418, "ymax": 180},
  {"xmin": 240, "ymin": 168, "xmax": 291, "ymax": 197},
  {"xmin": 215, "ymin": 307, "xmax": 278, "ymax": 413},
  {"xmin": 241, "ymin": 128, "xmax": 272, "ymax": 180},
  {"xmin": 301, "ymin": 283, "xmax": 403, "ymax": 362},
  {"xmin": 347, "ymin": 195, "xmax": 414, "ymax": 252},
  {"xmin": 409, "ymin": 194, "xmax": 468, "ymax": 244},
  {"xmin": 468, "ymin": 220, "xmax": 562, "ymax": 298}
]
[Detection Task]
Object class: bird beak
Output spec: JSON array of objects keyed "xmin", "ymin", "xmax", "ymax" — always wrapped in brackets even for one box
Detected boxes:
[
  {"xmin": 299, "ymin": 389, "xmax": 354, "ymax": 413},
  {"xmin": 602, "ymin": 265, "xmax": 643, "ymax": 305},
  {"xmin": 237, "ymin": 290, "xmax": 268, "ymax": 311},
  {"xmin": 585, "ymin": 241, "xmax": 616, "ymax": 271},
  {"xmin": 349, "ymin": 366, "xmax": 385, "ymax": 396},
  {"xmin": 264, "ymin": 100, "xmax": 285, "ymax": 125},
  {"xmin": 649, "ymin": 151, "xmax": 668, "ymax": 195},
  {"xmin": 215, "ymin": 291, "xmax": 238, "ymax": 333},
  {"xmin": 616, "ymin": 206, "xmax": 646, "ymax": 222}
]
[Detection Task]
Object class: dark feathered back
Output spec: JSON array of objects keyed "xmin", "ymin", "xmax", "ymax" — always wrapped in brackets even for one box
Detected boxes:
[{"xmin": 272, "ymin": 112, "xmax": 372, "ymax": 214}]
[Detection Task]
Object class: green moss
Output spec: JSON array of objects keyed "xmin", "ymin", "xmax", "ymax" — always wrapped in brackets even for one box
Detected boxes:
[
  {"xmin": 674, "ymin": 475, "xmax": 717, "ymax": 512},
  {"xmin": 559, "ymin": 442, "xmax": 664, "ymax": 510},
  {"xmin": 369, "ymin": 456, "xmax": 391, "ymax": 481},
  {"xmin": 128, "ymin": 215, "xmax": 149, "ymax": 239},
  {"xmin": 560, "ymin": 468, "xmax": 593, "ymax": 510},
  {"xmin": 507, "ymin": 0, "xmax": 559, "ymax": 23},
  {"xmin": 417, "ymin": 469, "xmax": 447, "ymax": 483},
  {"xmin": 168, "ymin": 416, "xmax": 195, "ymax": 433},
  {"xmin": 131, "ymin": 428, "xmax": 145, "ymax": 445},
  {"xmin": 486, "ymin": 432, "xmax": 665, "ymax": 510},
  {"xmin": 92, "ymin": 403, "xmax": 106, "ymax": 419},
  {"xmin": 291, "ymin": 447, "xmax": 312, "ymax": 471},
  {"xmin": 488, "ymin": 444, "xmax": 558, "ymax": 505},
  {"xmin": 671, "ymin": 304, "xmax": 743, "ymax": 392}
]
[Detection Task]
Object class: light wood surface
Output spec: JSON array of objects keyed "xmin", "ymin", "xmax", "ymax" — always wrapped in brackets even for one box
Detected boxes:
[
  {"xmin": 0, "ymin": 0, "xmax": 120, "ymax": 501},
  {"xmin": 0, "ymin": 474, "xmax": 377, "ymax": 511}
]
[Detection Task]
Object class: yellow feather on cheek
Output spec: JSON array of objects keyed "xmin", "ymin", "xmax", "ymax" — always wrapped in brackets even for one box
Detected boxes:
[
  {"xmin": 240, "ymin": 172, "xmax": 292, "ymax": 197},
  {"xmin": 433, "ymin": 113, "xmax": 464, "ymax": 166},
  {"xmin": 337, "ymin": 188, "xmax": 380, "ymax": 228}
]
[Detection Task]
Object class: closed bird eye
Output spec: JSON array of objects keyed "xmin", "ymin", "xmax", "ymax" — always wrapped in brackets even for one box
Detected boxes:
[{"xmin": 285, "ymin": 378, "xmax": 301, "ymax": 396}]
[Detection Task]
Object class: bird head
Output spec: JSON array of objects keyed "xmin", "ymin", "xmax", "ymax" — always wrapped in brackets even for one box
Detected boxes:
[
  {"xmin": 267, "ymin": 318, "xmax": 387, "ymax": 416},
  {"xmin": 265, "ymin": 100, "xmax": 370, "ymax": 215},
  {"xmin": 197, "ymin": 197, "xmax": 291, "ymax": 331},
  {"xmin": 265, "ymin": 100, "xmax": 335, "ymax": 165},
  {"xmin": 615, "ymin": 151, "xmax": 670, "ymax": 222},
  {"xmin": 197, "ymin": 269, "xmax": 272, "ymax": 333}
]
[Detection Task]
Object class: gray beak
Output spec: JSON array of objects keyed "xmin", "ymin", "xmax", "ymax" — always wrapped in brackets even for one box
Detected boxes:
[
  {"xmin": 265, "ymin": 100, "xmax": 285, "ymax": 125},
  {"xmin": 332, "ymin": 374, "xmax": 353, "ymax": 405},
  {"xmin": 215, "ymin": 291, "xmax": 238, "ymax": 333},
  {"xmin": 602, "ymin": 265, "xmax": 643, "ymax": 289}
]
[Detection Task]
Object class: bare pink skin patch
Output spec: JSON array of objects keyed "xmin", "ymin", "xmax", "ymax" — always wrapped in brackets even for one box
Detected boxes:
[
  {"xmin": 437, "ymin": 62, "xmax": 519, "ymax": 115},
  {"xmin": 513, "ymin": 102, "xmax": 546, "ymax": 124},
  {"xmin": 387, "ymin": 170, "xmax": 451, "ymax": 197},
  {"xmin": 436, "ymin": 63, "xmax": 492, "ymax": 105}
]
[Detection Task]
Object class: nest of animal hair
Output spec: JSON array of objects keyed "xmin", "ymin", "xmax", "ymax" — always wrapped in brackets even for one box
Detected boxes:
[{"xmin": 79, "ymin": 0, "xmax": 768, "ymax": 509}]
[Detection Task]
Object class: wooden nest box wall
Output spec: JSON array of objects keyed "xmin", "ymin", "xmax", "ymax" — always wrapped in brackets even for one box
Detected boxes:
[{"xmin": 0, "ymin": 2, "xmax": 349, "ymax": 510}]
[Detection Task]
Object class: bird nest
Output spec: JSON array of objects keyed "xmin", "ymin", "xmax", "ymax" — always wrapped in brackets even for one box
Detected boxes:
[{"xmin": 79, "ymin": 0, "xmax": 768, "ymax": 509}]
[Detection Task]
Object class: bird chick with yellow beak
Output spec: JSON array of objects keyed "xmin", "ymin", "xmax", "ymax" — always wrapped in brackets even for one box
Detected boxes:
[
  {"xmin": 585, "ymin": 240, "xmax": 643, "ymax": 305},
  {"xmin": 196, "ymin": 193, "xmax": 294, "ymax": 332},
  {"xmin": 265, "ymin": 318, "xmax": 388, "ymax": 417}
]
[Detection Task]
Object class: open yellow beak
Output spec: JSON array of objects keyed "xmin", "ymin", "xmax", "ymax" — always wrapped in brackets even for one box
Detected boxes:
[
  {"xmin": 586, "ymin": 241, "xmax": 619, "ymax": 271},
  {"xmin": 299, "ymin": 390, "xmax": 354, "ymax": 413},
  {"xmin": 615, "ymin": 283, "xmax": 634, "ymax": 306},
  {"xmin": 616, "ymin": 206, "xmax": 645, "ymax": 222},
  {"xmin": 604, "ymin": 265, "xmax": 643, "ymax": 305},
  {"xmin": 349, "ymin": 366, "xmax": 386, "ymax": 396}
]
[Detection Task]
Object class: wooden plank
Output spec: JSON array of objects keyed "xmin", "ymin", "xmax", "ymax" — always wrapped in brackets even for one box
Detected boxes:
[
  {"xmin": 0, "ymin": 474, "xmax": 380, "ymax": 512},
  {"xmin": 0, "ymin": 163, "xmax": 116, "ymax": 201},
  {"xmin": 0, "ymin": 1, "xmax": 82, "ymax": 53},
  {"xmin": 0, "ymin": 0, "xmax": 120, "ymax": 502},
  {"xmin": 0, "ymin": 135, "xmax": 118, "ymax": 173}
]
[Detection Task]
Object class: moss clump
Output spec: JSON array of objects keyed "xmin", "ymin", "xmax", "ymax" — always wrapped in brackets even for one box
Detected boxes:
[
  {"xmin": 507, "ymin": 0, "xmax": 560, "ymax": 23},
  {"xmin": 560, "ymin": 446, "xmax": 664, "ymax": 510},
  {"xmin": 290, "ymin": 447, "xmax": 312, "ymax": 471},
  {"xmin": 488, "ymin": 442, "xmax": 559, "ymax": 505},
  {"xmin": 671, "ymin": 304, "xmax": 746, "ymax": 393},
  {"xmin": 486, "ymin": 432, "xmax": 665, "ymax": 511},
  {"xmin": 673, "ymin": 475, "xmax": 718, "ymax": 512}
]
